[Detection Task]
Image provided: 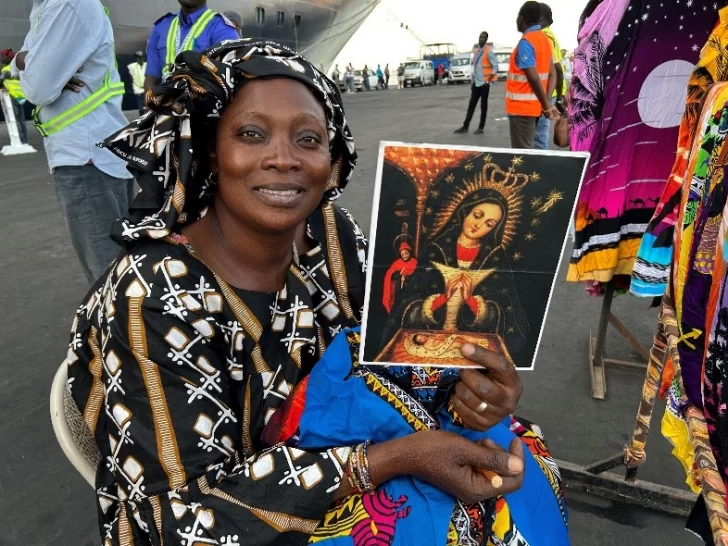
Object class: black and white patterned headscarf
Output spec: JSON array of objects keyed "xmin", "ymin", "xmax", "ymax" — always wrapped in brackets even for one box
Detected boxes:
[{"xmin": 101, "ymin": 39, "xmax": 357, "ymax": 244}]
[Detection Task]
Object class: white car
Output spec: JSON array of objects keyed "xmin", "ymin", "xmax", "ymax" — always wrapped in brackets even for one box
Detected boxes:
[
  {"xmin": 353, "ymin": 69, "xmax": 378, "ymax": 91},
  {"xmin": 448, "ymin": 54, "xmax": 472, "ymax": 84}
]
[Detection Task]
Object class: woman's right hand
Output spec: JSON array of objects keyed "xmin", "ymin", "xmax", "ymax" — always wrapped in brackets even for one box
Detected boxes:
[{"xmin": 390, "ymin": 430, "xmax": 525, "ymax": 504}]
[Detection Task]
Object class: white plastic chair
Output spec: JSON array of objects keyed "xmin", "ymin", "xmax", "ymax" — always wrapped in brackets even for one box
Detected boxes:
[{"xmin": 50, "ymin": 361, "xmax": 100, "ymax": 488}]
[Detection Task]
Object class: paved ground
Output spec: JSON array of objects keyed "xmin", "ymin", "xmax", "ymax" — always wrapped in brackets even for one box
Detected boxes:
[{"xmin": 0, "ymin": 83, "xmax": 703, "ymax": 545}]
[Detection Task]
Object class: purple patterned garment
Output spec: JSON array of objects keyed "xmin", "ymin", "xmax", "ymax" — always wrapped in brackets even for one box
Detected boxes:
[{"xmin": 567, "ymin": 0, "xmax": 718, "ymax": 285}]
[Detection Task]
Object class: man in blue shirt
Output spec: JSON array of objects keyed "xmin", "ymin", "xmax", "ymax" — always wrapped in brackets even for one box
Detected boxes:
[
  {"xmin": 454, "ymin": 32, "xmax": 499, "ymax": 135},
  {"xmin": 145, "ymin": 0, "xmax": 240, "ymax": 93},
  {"xmin": 12, "ymin": 0, "xmax": 134, "ymax": 284}
]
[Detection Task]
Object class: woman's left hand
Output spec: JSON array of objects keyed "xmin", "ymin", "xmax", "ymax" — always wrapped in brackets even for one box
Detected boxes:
[{"xmin": 451, "ymin": 343, "xmax": 523, "ymax": 431}]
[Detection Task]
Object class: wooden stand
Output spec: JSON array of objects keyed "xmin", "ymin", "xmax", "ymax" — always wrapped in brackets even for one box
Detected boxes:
[{"xmin": 589, "ymin": 282, "xmax": 649, "ymax": 400}]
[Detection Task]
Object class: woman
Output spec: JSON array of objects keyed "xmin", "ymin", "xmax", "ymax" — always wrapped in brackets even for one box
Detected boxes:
[
  {"xmin": 66, "ymin": 40, "xmax": 548, "ymax": 544},
  {"xmin": 381, "ymin": 189, "xmax": 529, "ymax": 357}
]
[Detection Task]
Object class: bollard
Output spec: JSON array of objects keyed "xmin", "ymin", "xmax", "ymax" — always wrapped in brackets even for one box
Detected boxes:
[{"xmin": 1, "ymin": 89, "xmax": 36, "ymax": 156}]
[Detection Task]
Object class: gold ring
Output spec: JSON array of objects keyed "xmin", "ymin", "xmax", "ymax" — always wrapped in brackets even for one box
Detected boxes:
[{"xmin": 476, "ymin": 401, "xmax": 488, "ymax": 413}]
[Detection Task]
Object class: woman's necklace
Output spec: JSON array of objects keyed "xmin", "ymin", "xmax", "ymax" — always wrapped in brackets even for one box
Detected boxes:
[{"xmin": 457, "ymin": 239, "xmax": 481, "ymax": 249}]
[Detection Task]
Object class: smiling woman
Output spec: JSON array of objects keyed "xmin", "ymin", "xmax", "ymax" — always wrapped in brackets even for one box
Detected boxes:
[{"xmin": 63, "ymin": 40, "xmax": 566, "ymax": 546}]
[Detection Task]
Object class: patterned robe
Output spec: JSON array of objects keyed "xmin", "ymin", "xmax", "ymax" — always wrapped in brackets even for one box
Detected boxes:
[{"xmin": 67, "ymin": 203, "xmax": 566, "ymax": 545}]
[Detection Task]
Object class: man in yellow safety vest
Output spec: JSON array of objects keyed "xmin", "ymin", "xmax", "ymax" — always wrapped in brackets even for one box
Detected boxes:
[
  {"xmin": 534, "ymin": 3, "xmax": 565, "ymax": 150},
  {"xmin": 11, "ymin": 0, "xmax": 134, "ymax": 284},
  {"xmin": 0, "ymin": 49, "xmax": 28, "ymax": 144},
  {"xmin": 127, "ymin": 51, "xmax": 146, "ymax": 115},
  {"xmin": 145, "ymin": 0, "xmax": 240, "ymax": 93}
]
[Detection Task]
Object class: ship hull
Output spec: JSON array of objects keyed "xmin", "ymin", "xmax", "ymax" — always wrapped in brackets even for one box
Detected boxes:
[{"xmin": 1, "ymin": 0, "xmax": 376, "ymax": 112}]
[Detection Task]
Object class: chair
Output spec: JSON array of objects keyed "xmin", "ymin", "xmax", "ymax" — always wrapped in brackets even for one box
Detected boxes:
[{"xmin": 49, "ymin": 361, "xmax": 100, "ymax": 488}]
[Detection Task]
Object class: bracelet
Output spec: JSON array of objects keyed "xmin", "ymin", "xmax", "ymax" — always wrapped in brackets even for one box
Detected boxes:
[{"xmin": 345, "ymin": 441, "xmax": 376, "ymax": 494}]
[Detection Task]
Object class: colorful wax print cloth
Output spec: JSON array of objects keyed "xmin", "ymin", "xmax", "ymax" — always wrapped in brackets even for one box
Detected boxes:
[
  {"xmin": 265, "ymin": 330, "xmax": 570, "ymax": 546},
  {"xmin": 673, "ymin": 83, "xmax": 728, "ymax": 409},
  {"xmin": 66, "ymin": 205, "xmax": 370, "ymax": 546},
  {"xmin": 700, "ymin": 165, "xmax": 728, "ymax": 497},
  {"xmin": 632, "ymin": 8, "xmax": 728, "ymax": 297},
  {"xmin": 567, "ymin": 0, "xmax": 718, "ymax": 284}
]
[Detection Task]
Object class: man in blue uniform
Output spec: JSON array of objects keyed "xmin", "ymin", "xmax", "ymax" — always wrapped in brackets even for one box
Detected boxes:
[{"xmin": 145, "ymin": 0, "xmax": 239, "ymax": 92}]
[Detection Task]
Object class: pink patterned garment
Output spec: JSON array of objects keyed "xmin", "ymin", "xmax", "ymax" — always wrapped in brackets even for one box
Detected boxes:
[{"xmin": 569, "ymin": 0, "xmax": 630, "ymax": 152}]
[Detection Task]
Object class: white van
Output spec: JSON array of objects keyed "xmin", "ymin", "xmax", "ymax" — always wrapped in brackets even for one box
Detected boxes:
[
  {"xmin": 494, "ymin": 48, "xmax": 512, "ymax": 79},
  {"xmin": 448, "ymin": 53, "xmax": 473, "ymax": 84},
  {"xmin": 403, "ymin": 60, "xmax": 434, "ymax": 87}
]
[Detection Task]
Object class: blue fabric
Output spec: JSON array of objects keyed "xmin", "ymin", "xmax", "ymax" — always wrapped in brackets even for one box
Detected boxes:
[
  {"xmin": 535, "ymin": 96, "xmax": 557, "ymax": 150},
  {"xmin": 16, "ymin": 0, "xmax": 132, "ymax": 178},
  {"xmin": 630, "ymin": 233, "xmax": 673, "ymax": 297},
  {"xmin": 515, "ymin": 25, "xmax": 541, "ymax": 70},
  {"xmin": 297, "ymin": 329, "xmax": 569, "ymax": 546},
  {"xmin": 146, "ymin": 7, "xmax": 240, "ymax": 79}
]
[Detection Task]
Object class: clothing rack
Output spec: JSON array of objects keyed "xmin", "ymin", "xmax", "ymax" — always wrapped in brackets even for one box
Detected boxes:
[
  {"xmin": 588, "ymin": 281, "xmax": 648, "ymax": 400},
  {"xmin": 556, "ymin": 295, "xmax": 697, "ymax": 520}
]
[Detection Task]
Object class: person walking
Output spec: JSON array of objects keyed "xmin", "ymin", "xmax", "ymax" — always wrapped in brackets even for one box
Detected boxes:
[
  {"xmin": 397, "ymin": 63, "xmax": 405, "ymax": 89},
  {"xmin": 384, "ymin": 63, "xmax": 390, "ymax": 88},
  {"xmin": 561, "ymin": 49, "xmax": 572, "ymax": 88},
  {"xmin": 10, "ymin": 0, "xmax": 135, "ymax": 284},
  {"xmin": 363, "ymin": 64, "xmax": 372, "ymax": 91},
  {"xmin": 332, "ymin": 63, "xmax": 341, "ymax": 85},
  {"xmin": 376, "ymin": 64, "xmax": 385, "ymax": 89},
  {"xmin": 127, "ymin": 51, "xmax": 146, "ymax": 114},
  {"xmin": 533, "ymin": 3, "xmax": 565, "ymax": 150},
  {"xmin": 0, "ymin": 49, "xmax": 28, "ymax": 144},
  {"xmin": 145, "ymin": 0, "xmax": 239, "ymax": 92},
  {"xmin": 505, "ymin": 2, "xmax": 559, "ymax": 149},
  {"xmin": 346, "ymin": 63, "xmax": 355, "ymax": 93},
  {"xmin": 453, "ymin": 32, "xmax": 498, "ymax": 135}
]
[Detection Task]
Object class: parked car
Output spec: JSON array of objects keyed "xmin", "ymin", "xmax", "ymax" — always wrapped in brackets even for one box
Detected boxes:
[
  {"xmin": 353, "ymin": 69, "xmax": 378, "ymax": 91},
  {"xmin": 448, "ymin": 53, "xmax": 472, "ymax": 84},
  {"xmin": 403, "ymin": 60, "xmax": 434, "ymax": 87}
]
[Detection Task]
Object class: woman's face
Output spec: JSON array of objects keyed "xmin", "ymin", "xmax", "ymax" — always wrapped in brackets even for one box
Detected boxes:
[
  {"xmin": 462, "ymin": 202, "xmax": 503, "ymax": 240},
  {"xmin": 214, "ymin": 78, "xmax": 331, "ymax": 235}
]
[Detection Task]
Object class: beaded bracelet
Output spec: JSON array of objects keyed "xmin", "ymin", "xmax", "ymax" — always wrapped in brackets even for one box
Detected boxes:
[{"xmin": 345, "ymin": 441, "xmax": 376, "ymax": 494}]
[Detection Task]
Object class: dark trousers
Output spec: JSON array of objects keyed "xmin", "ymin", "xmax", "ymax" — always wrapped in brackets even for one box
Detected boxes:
[
  {"xmin": 509, "ymin": 115, "xmax": 539, "ymax": 149},
  {"xmin": 463, "ymin": 83, "xmax": 490, "ymax": 129},
  {"xmin": 134, "ymin": 93, "xmax": 144, "ymax": 115},
  {"xmin": 11, "ymin": 99, "xmax": 28, "ymax": 144}
]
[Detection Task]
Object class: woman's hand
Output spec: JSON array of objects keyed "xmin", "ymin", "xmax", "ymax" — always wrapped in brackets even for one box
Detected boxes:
[
  {"xmin": 451, "ymin": 343, "xmax": 523, "ymax": 431},
  {"xmin": 460, "ymin": 275, "xmax": 473, "ymax": 301},
  {"xmin": 445, "ymin": 277, "xmax": 463, "ymax": 300},
  {"xmin": 402, "ymin": 431, "xmax": 525, "ymax": 503}
]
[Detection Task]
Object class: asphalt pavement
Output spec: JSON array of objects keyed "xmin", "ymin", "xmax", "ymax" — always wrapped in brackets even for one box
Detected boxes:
[{"xmin": 0, "ymin": 82, "xmax": 701, "ymax": 545}]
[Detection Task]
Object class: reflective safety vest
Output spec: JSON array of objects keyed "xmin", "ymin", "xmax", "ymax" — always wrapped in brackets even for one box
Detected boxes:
[
  {"xmin": 164, "ymin": 8, "xmax": 216, "ymax": 78},
  {"xmin": 479, "ymin": 45, "xmax": 496, "ymax": 82},
  {"xmin": 1, "ymin": 65, "xmax": 24, "ymax": 101},
  {"xmin": 505, "ymin": 29, "xmax": 552, "ymax": 117},
  {"xmin": 32, "ymin": 6, "xmax": 125, "ymax": 137}
]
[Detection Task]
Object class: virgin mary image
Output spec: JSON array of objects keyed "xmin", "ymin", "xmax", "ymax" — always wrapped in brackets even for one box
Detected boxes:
[{"xmin": 376, "ymin": 166, "xmax": 531, "ymax": 364}]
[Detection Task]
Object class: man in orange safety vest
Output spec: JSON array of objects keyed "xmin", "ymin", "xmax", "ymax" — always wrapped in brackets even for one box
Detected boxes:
[
  {"xmin": 505, "ymin": 1, "xmax": 559, "ymax": 149},
  {"xmin": 454, "ymin": 31, "xmax": 499, "ymax": 135}
]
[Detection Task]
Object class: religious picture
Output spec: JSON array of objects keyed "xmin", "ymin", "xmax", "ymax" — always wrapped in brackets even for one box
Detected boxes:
[{"xmin": 360, "ymin": 143, "xmax": 589, "ymax": 370}]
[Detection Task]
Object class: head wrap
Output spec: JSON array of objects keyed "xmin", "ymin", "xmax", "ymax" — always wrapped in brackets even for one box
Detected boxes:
[{"xmin": 101, "ymin": 39, "xmax": 357, "ymax": 244}]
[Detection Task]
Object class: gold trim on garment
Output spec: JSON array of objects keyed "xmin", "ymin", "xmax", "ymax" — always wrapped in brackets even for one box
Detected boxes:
[{"xmin": 128, "ymin": 296, "xmax": 187, "ymax": 490}]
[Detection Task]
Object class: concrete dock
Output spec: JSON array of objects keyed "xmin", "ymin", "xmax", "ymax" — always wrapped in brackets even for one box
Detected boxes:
[{"xmin": 0, "ymin": 83, "xmax": 700, "ymax": 545}]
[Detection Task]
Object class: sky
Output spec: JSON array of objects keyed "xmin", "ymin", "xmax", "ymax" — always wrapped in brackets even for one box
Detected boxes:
[{"xmin": 332, "ymin": 0, "xmax": 581, "ymax": 72}]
